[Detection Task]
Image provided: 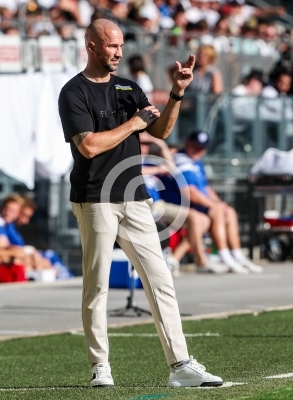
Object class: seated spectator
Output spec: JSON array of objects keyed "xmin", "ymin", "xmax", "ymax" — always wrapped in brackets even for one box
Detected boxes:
[
  {"xmin": 140, "ymin": 132, "xmax": 227, "ymax": 274},
  {"xmin": 127, "ymin": 54, "xmax": 154, "ymax": 94},
  {"xmin": 11, "ymin": 195, "xmax": 73, "ymax": 280},
  {"xmin": 159, "ymin": 130, "xmax": 263, "ymax": 273},
  {"xmin": 260, "ymin": 67, "xmax": 293, "ymax": 147},
  {"xmin": 187, "ymin": 45, "xmax": 223, "ymax": 94},
  {"xmin": 232, "ymin": 69, "xmax": 264, "ymax": 96},
  {"xmin": 230, "ymin": 70, "xmax": 264, "ymax": 135},
  {"xmin": 262, "ymin": 67, "xmax": 293, "ymax": 98},
  {"xmin": 0, "ymin": 194, "xmax": 53, "ymax": 273}
]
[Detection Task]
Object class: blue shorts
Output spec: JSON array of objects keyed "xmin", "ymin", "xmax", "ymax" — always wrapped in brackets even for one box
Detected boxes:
[{"xmin": 191, "ymin": 204, "xmax": 210, "ymax": 215}]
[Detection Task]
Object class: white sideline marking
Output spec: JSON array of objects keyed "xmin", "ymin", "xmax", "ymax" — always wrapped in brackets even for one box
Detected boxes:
[
  {"xmin": 187, "ymin": 382, "xmax": 247, "ymax": 389},
  {"xmin": 70, "ymin": 331, "xmax": 220, "ymax": 337},
  {"xmin": 221, "ymin": 382, "xmax": 247, "ymax": 388},
  {"xmin": 226, "ymin": 274, "xmax": 280, "ymax": 280},
  {"xmin": 0, "ymin": 382, "xmax": 246, "ymax": 392},
  {"xmin": 265, "ymin": 373, "xmax": 293, "ymax": 379},
  {"xmin": 0, "ymin": 330, "xmax": 39, "ymax": 335},
  {"xmin": 0, "ymin": 388, "xmax": 76, "ymax": 392}
]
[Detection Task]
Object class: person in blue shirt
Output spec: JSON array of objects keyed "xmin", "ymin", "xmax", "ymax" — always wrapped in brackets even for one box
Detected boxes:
[
  {"xmin": 160, "ymin": 130, "xmax": 263, "ymax": 274},
  {"xmin": 140, "ymin": 131, "xmax": 227, "ymax": 274}
]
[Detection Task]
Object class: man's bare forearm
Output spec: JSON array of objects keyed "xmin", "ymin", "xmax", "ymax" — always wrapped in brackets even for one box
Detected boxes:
[
  {"xmin": 146, "ymin": 96, "xmax": 182, "ymax": 140},
  {"xmin": 72, "ymin": 107, "xmax": 159, "ymax": 158},
  {"xmin": 73, "ymin": 119, "xmax": 139, "ymax": 159}
]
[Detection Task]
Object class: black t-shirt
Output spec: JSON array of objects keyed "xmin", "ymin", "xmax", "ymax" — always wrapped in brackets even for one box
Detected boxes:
[{"xmin": 58, "ymin": 73, "xmax": 151, "ymax": 203}]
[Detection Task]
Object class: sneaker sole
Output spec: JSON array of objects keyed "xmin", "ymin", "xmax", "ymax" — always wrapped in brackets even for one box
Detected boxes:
[
  {"xmin": 91, "ymin": 384, "xmax": 114, "ymax": 388},
  {"xmin": 201, "ymin": 381, "xmax": 223, "ymax": 387},
  {"xmin": 169, "ymin": 379, "xmax": 223, "ymax": 387}
]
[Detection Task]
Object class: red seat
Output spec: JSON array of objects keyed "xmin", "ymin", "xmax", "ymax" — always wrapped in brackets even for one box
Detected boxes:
[{"xmin": 0, "ymin": 264, "xmax": 27, "ymax": 283}]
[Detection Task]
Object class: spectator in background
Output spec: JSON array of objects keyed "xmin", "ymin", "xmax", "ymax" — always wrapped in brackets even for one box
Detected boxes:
[
  {"xmin": 260, "ymin": 67, "xmax": 293, "ymax": 147},
  {"xmin": 163, "ymin": 130, "xmax": 263, "ymax": 273},
  {"xmin": 0, "ymin": 194, "xmax": 53, "ymax": 273},
  {"xmin": 213, "ymin": 16, "xmax": 231, "ymax": 36},
  {"xmin": 212, "ymin": 16, "xmax": 232, "ymax": 52},
  {"xmin": 127, "ymin": 54, "xmax": 154, "ymax": 94},
  {"xmin": 185, "ymin": 0, "xmax": 220, "ymax": 30},
  {"xmin": 141, "ymin": 131, "xmax": 227, "ymax": 274},
  {"xmin": 256, "ymin": 22, "xmax": 280, "ymax": 59},
  {"xmin": 108, "ymin": 0, "xmax": 129, "ymax": 22},
  {"xmin": 230, "ymin": 70, "xmax": 264, "ymax": 138},
  {"xmin": 185, "ymin": 19, "xmax": 212, "ymax": 43},
  {"xmin": 0, "ymin": 194, "xmax": 23, "ymax": 247},
  {"xmin": 14, "ymin": 195, "xmax": 73, "ymax": 279},
  {"xmin": 2, "ymin": 26, "xmax": 19, "ymax": 34},
  {"xmin": 262, "ymin": 67, "xmax": 293, "ymax": 98},
  {"xmin": 186, "ymin": 44, "xmax": 223, "ymax": 94},
  {"xmin": 169, "ymin": 9, "xmax": 187, "ymax": 46},
  {"xmin": 0, "ymin": 194, "xmax": 72, "ymax": 279},
  {"xmin": 136, "ymin": 1, "xmax": 161, "ymax": 33},
  {"xmin": 232, "ymin": 69, "xmax": 264, "ymax": 96}
]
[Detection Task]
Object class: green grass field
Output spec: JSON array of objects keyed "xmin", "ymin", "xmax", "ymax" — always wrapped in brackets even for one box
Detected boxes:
[{"xmin": 0, "ymin": 310, "xmax": 293, "ymax": 400}]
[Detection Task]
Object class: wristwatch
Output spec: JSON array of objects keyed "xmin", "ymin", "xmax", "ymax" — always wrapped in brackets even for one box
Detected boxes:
[{"xmin": 170, "ymin": 91, "xmax": 184, "ymax": 101}]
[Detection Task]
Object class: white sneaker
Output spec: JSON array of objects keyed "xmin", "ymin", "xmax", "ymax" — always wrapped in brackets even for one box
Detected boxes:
[
  {"xmin": 197, "ymin": 263, "xmax": 228, "ymax": 274},
  {"xmin": 224, "ymin": 259, "xmax": 249, "ymax": 274},
  {"xmin": 91, "ymin": 363, "xmax": 114, "ymax": 387},
  {"xmin": 163, "ymin": 247, "xmax": 180, "ymax": 277},
  {"xmin": 238, "ymin": 257, "xmax": 263, "ymax": 273},
  {"xmin": 168, "ymin": 356, "xmax": 223, "ymax": 387}
]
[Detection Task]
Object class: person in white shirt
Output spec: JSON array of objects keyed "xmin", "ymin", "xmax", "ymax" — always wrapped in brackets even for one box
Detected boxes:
[{"xmin": 127, "ymin": 54, "xmax": 154, "ymax": 94}]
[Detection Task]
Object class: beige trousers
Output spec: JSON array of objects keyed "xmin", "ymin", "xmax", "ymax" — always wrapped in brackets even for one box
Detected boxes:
[{"xmin": 71, "ymin": 200, "xmax": 189, "ymax": 365}]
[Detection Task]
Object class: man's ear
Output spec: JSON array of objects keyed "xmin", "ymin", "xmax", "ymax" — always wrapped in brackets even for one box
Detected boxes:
[{"xmin": 87, "ymin": 41, "xmax": 95, "ymax": 53}]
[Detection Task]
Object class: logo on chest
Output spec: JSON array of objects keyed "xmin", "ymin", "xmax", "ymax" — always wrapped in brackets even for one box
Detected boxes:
[
  {"xmin": 114, "ymin": 84, "xmax": 133, "ymax": 91},
  {"xmin": 95, "ymin": 110, "xmax": 127, "ymax": 118}
]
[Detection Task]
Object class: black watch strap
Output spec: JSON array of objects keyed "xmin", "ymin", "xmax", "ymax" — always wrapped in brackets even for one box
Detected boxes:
[{"xmin": 170, "ymin": 91, "xmax": 184, "ymax": 101}]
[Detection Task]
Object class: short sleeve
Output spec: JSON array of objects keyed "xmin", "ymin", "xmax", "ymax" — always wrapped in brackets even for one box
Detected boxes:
[
  {"xmin": 199, "ymin": 162, "xmax": 208, "ymax": 186},
  {"xmin": 136, "ymin": 84, "xmax": 151, "ymax": 109},
  {"xmin": 176, "ymin": 170, "xmax": 195, "ymax": 188},
  {"xmin": 58, "ymin": 89, "xmax": 94, "ymax": 143}
]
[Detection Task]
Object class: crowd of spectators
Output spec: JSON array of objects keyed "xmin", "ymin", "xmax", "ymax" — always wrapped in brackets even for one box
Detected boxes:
[{"xmin": 0, "ymin": 0, "xmax": 291, "ymax": 44}]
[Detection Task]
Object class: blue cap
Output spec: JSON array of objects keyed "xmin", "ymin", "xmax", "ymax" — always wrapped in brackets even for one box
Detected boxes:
[{"xmin": 187, "ymin": 130, "xmax": 209, "ymax": 148}]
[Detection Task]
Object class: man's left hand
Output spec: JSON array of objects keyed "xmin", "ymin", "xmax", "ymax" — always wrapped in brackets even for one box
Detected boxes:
[{"xmin": 172, "ymin": 54, "xmax": 196, "ymax": 94}]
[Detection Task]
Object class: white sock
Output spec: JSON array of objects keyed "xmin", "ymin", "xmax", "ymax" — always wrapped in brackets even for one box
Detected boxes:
[
  {"xmin": 218, "ymin": 248, "xmax": 235, "ymax": 264},
  {"xmin": 172, "ymin": 359, "xmax": 189, "ymax": 370},
  {"xmin": 231, "ymin": 249, "xmax": 245, "ymax": 262}
]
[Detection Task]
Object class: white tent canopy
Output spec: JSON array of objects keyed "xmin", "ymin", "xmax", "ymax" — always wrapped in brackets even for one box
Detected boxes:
[{"xmin": 0, "ymin": 71, "xmax": 76, "ymax": 189}]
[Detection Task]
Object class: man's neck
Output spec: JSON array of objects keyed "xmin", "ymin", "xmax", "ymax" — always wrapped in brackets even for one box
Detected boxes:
[{"xmin": 82, "ymin": 68, "xmax": 111, "ymax": 83}]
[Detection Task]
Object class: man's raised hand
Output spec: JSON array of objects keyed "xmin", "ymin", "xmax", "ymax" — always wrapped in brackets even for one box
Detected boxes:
[{"xmin": 172, "ymin": 54, "xmax": 196, "ymax": 93}]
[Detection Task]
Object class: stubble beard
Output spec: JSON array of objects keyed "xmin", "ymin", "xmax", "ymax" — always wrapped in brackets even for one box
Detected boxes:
[{"xmin": 98, "ymin": 55, "xmax": 120, "ymax": 72}]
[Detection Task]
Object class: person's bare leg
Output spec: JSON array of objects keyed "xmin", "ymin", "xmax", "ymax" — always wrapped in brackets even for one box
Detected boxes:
[
  {"xmin": 185, "ymin": 210, "xmax": 210, "ymax": 266},
  {"xmin": 207, "ymin": 206, "xmax": 229, "ymax": 250},
  {"xmin": 172, "ymin": 236, "xmax": 191, "ymax": 262},
  {"xmin": 224, "ymin": 206, "xmax": 241, "ymax": 250},
  {"xmin": 208, "ymin": 206, "xmax": 248, "ymax": 273}
]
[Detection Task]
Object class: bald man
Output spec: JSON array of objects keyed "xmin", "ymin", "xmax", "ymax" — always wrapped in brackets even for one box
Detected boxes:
[{"xmin": 58, "ymin": 19, "xmax": 223, "ymax": 388}]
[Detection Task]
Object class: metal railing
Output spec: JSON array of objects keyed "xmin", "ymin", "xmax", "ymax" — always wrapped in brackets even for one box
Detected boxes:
[{"xmin": 0, "ymin": 32, "xmax": 280, "ymax": 92}]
